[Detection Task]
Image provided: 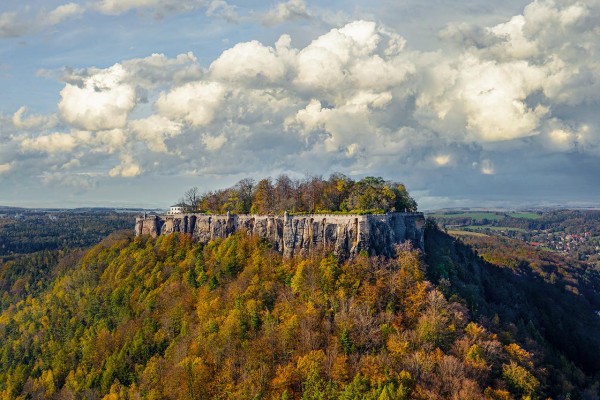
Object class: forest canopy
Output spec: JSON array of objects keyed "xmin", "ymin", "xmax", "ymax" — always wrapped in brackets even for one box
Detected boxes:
[
  {"xmin": 0, "ymin": 232, "xmax": 554, "ymax": 399},
  {"xmin": 179, "ymin": 174, "xmax": 417, "ymax": 215}
]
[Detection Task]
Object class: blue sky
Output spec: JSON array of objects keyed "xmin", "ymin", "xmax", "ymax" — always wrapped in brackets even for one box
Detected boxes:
[{"xmin": 0, "ymin": 0, "xmax": 599, "ymax": 210}]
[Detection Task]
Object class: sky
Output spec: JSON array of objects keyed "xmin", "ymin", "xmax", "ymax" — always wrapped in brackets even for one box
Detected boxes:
[{"xmin": 0, "ymin": 0, "xmax": 599, "ymax": 210}]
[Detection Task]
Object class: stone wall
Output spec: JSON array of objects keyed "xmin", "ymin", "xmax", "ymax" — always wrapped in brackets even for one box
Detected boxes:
[{"xmin": 135, "ymin": 212, "xmax": 425, "ymax": 259}]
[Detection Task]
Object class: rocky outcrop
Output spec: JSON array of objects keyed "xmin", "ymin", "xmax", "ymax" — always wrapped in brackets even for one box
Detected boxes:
[{"xmin": 135, "ymin": 212, "xmax": 425, "ymax": 259}]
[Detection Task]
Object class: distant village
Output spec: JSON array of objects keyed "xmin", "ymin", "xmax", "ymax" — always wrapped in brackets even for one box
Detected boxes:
[
  {"xmin": 433, "ymin": 210, "xmax": 600, "ymax": 265},
  {"xmin": 527, "ymin": 229, "xmax": 598, "ymax": 257},
  {"xmin": 465, "ymin": 225, "xmax": 600, "ymax": 262}
]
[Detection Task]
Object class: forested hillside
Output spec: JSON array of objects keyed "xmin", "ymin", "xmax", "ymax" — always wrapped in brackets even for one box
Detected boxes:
[
  {"xmin": 0, "ymin": 210, "xmax": 136, "ymax": 318},
  {"xmin": 0, "ymin": 210, "xmax": 135, "ymax": 257},
  {"xmin": 1, "ymin": 228, "xmax": 598, "ymax": 399},
  {"xmin": 425, "ymin": 225, "xmax": 600, "ymax": 398}
]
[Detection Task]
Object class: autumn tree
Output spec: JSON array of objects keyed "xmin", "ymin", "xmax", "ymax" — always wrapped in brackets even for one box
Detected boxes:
[
  {"xmin": 181, "ymin": 174, "xmax": 417, "ymax": 215},
  {"xmin": 183, "ymin": 186, "xmax": 201, "ymax": 211},
  {"xmin": 252, "ymin": 178, "xmax": 276, "ymax": 214}
]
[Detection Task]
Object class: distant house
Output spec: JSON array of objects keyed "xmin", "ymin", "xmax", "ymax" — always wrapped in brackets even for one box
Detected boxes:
[{"xmin": 166, "ymin": 203, "xmax": 189, "ymax": 215}]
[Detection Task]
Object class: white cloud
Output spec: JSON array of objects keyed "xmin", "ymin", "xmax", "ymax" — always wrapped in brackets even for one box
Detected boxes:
[
  {"xmin": 445, "ymin": 0, "xmax": 600, "ymax": 107},
  {"xmin": 0, "ymin": 12, "xmax": 20, "ymax": 38},
  {"xmin": 92, "ymin": 129, "xmax": 127, "ymax": 154},
  {"xmin": 20, "ymin": 132, "xmax": 82, "ymax": 153},
  {"xmin": 6, "ymin": 0, "xmax": 600, "ymax": 200},
  {"xmin": 416, "ymin": 50, "xmax": 549, "ymax": 142},
  {"xmin": 129, "ymin": 115, "xmax": 182, "ymax": 152},
  {"xmin": 94, "ymin": 0, "xmax": 191, "ymax": 16},
  {"xmin": 263, "ymin": 0, "xmax": 310, "ymax": 26},
  {"xmin": 47, "ymin": 3, "xmax": 85, "ymax": 26},
  {"xmin": 122, "ymin": 52, "xmax": 202, "ymax": 88},
  {"xmin": 94, "ymin": 0, "xmax": 238, "ymax": 20},
  {"xmin": 108, "ymin": 155, "xmax": 142, "ymax": 177},
  {"xmin": 41, "ymin": 171, "xmax": 96, "ymax": 190},
  {"xmin": 434, "ymin": 155, "xmax": 451, "ymax": 166},
  {"xmin": 202, "ymin": 133, "xmax": 227, "ymax": 151},
  {"xmin": 18, "ymin": 129, "xmax": 129, "ymax": 155},
  {"xmin": 155, "ymin": 81, "xmax": 226, "ymax": 126},
  {"xmin": 459, "ymin": 58, "xmax": 549, "ymax": 141},
  {"xmin": 12, "ymin": 107, "xmax": 58, "ymax": 130},
  {"xmin": 480, "ymin": 159, "xmax": 495, "ymax": 175},
  {"xmin": 289, "ymin": 91, "xmax": 392, "ymax": 152},
  {"xmin": 295, "ymin": 20, "xmax": 381, "ymax": 92},
  {"xmin": 206, "ymin": 0, "xmax": 238, "ymax": 22},
  {"xmin": 210, "ymin": 41, "xmax": 287, "ymax": 83},
  {"xmin": 0, "ymin": 3, "xmax": 83, "ymax": 38},
  {"xmin": 0, "ymin": 163, "xmax": 12, "ymax": 174},
  {"xmin": 58, "ymin": 64, "xmax": 136, "ymax": 131}
]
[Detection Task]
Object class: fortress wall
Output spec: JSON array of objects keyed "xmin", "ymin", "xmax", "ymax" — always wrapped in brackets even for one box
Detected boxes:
[{"xmin": 135, "ymin": 212, "xmax": 425, "ymax": 259}]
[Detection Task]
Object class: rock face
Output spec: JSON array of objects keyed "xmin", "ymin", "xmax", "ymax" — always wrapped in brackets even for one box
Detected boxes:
[{"xmin": 135, "ymin": 212, "xmax": 425, "ymax": 259}]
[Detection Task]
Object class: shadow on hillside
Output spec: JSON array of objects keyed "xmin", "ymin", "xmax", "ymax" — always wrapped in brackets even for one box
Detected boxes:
[{"xmin": 424, "ymin": 226, "xmax": 600, "ymax": 379}]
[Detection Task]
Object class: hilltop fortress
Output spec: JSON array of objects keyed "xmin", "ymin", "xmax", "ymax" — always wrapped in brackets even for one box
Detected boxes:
[{"xmin": 136, "ymin": 211, "xmax": 425, "ymax": 259}]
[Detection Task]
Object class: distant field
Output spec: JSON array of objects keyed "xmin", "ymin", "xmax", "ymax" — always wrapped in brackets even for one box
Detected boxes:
[
  {"xmin": 428, "ymin": 212, "xmax": 504, "ymax": 221},
  {"xmin": 428, "ymin": 211, "xmax": 542, "ymax": 222},
  {"xmin": 507, "ymin": 212, "xmax": 541, "ymax": 220},
  {"xmin": 469, "ymin": 226, "xmax": 528, "ymax": 233},
  {"xmin": 447, "ymin": 229, "xmax": 489, "ymax": 237}
]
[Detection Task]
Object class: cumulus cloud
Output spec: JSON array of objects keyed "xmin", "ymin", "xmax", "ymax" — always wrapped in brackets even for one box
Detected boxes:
[
  {"xmin": 420, "ymin": 56, "xmax": 549, "ymax": 141},
  {"xmin": 8, "ymin": 0, "xmax": 600, "ymax": 204},
  {"xmin": 121, "ymin": 52, "xmax": 202, "ymax": 88},
  {"xmin": 108, "ymin": 155, "xmax": 142, "ymax": 177},
  {"xmin": 155, "ymin": 81, "xmax": 226, "ymax": 126},
  {"xmin": 295, "ymin": 20, "xmax": 382, "ymax": 92},
  {"xmin": 92, "ymin": 129, "xmax": 128, "ymax": 154},
  {"xmin": 288, "ymin": 90, "xmax": 393, "ymax": 152},
  {"xmin": 56, "ymin": 52, "xmax": 200, "ymax": 132},
  {"xmin": 12, "ymin": 107, "xmax": 58, "ymax": 131},
  {"xmin": 20, "ymin": 132, "xmax": 82, "ymax": 153},
  {"xmin": 59, "ymin": 64, "xmax": 136, "ymax": 131},
  {"xmin": 210, "ymin": 41, "xmax": 287, "ymax": 83},
  {"xmin": 129, "ymin": 115, "xmax": 183, "ymax": 152}
]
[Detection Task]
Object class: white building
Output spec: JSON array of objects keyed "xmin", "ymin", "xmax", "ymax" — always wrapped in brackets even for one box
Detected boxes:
[{"xmin": 167, "ymin": 203, "xmax": 189, "ymax": 215}]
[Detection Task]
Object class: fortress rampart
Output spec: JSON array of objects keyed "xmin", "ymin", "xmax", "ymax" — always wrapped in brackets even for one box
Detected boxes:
[{"xmin": 135, "ymin": 212, "xmax": 425, "ymax": 259}]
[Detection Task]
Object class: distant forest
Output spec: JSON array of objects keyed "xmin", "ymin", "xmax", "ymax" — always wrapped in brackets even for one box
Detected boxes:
[
  {"xmin": 179, "ymin": 174, "xmax": 418, "ymax": 215},
  {"xmin": 0, "ymin": 210, "xmax": 134, "ymax": 257}
]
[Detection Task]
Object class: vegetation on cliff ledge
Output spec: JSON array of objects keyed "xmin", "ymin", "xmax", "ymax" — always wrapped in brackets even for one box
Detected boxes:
[{"xmin": 179, "ymin": 174, "xmax": 417, "ymax": 215}]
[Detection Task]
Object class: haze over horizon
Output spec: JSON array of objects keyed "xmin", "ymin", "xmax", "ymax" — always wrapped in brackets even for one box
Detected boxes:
[{"xmin": 1, "ymin": 0, "xmax": 599, "ymax": 210}]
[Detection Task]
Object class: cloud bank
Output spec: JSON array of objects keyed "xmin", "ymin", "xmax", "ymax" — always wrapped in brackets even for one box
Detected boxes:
[{"xmin": 1, "ymin": 0, "xmax": 599, "ymax": 207}]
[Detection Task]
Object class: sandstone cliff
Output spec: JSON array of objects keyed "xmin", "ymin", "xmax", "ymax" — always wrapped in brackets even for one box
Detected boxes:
[{"xmin": 135, "ymin": 212, "xmax": 425, "ymax": 259}]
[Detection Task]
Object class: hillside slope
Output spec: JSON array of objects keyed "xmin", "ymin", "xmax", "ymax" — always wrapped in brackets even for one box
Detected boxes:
[
  {"xmin": 425, "ymin": 225, "xmax": 600, "ymax": 397},
  {"xmin": 0, "ymin": 230, "xmax": 598, "ymax": 399}
]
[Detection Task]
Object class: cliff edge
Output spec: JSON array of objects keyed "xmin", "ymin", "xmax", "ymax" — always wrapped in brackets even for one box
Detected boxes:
[{"xmin": 135, "ymin": 212, "xmax": 425, "ymax": 259}]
